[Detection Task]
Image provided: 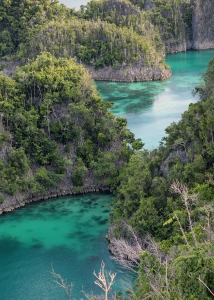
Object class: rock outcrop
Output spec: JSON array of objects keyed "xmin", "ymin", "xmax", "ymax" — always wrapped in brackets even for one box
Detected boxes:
[
  {"xmin": 139, "ymin": 0, "xmax": 214, "ymax": 53},
  {"xmin": 191, "ymin": 0, "xmax": 214, "ymax": 50},
  {"xmin": 160, "ymin": 150, "xmax": 189, "ymax": 178},
  {"xmin": 86, "ymin": 64, "xmax": 172, "ymax": 82},
  {"xmin": 0, "ymin": 184, "xmax": 109, "ymax": 215}
]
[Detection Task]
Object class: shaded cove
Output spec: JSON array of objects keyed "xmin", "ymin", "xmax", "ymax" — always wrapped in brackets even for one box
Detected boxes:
[
  {"xmin": 0, "ymin": 194, "xmax": 132, "ymax": 299},
  {"xmin": 96, "ymin": 50, "xmax": 214, "ymax": 149},
  {"xmin": 1, "ymin": 50, "xmax": 214, "ymax": 299}
]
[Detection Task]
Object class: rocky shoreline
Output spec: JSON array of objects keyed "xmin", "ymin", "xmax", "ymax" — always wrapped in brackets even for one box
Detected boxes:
[
  {"xmin": 0, "ymin": 184, "xmax": 110, "ymax": 214},
  {"xmin": 86, "ymin": 64, "xmax": 172, "ymax": 82}
]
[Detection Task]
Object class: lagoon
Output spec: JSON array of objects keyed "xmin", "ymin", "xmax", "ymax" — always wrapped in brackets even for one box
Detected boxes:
[
  {"xmin": 1, "ymin": 50, "xmax": 214, "ymax": 299},
  {"xmin": 96, "ymin": 50, "xmax": 214, "ymax": 149}
]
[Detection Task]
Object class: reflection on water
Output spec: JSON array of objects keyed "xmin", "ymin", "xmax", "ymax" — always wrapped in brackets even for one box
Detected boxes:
[{"xmin": 96, "ymin": 50, "xmax": 214, "ymax": 149}]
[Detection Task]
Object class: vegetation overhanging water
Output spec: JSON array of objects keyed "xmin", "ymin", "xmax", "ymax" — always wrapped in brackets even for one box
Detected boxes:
[
  {"xmin": 96, "ymin": 50, "xmax": 214, "ymax": 149},
  {"xmin": 0, "ymin": 50, "xmax": 214, "ymax": 299}
]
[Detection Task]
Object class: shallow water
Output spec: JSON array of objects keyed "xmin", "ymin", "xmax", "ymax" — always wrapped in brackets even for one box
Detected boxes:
[
  {"xmin": 96, "ymin": 50, "xmax": 214, "ymax": 149},
  {"xmin": 0, "ymin": 194, "xmax": 131, "ymax": 299},
  {"xmin": 1, "ymin": 50, "xmax": 214, "ymax": 299}
]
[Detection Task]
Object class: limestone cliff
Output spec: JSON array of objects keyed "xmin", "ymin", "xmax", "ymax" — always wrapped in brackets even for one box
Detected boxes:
[
  {"xmin": 86, "ymin": 64, "xmax": 172, "ymax": 82},
  {"xmin": 73, "ymin": 0, "xmax": 171, "ymax": 81},
  {"xmin": 131, "ymin": 0, "xmax": 214, "ymax": 53},
  {"xmin": 191, "ymin": 0, "xmax": 214, "ymax": 50}
]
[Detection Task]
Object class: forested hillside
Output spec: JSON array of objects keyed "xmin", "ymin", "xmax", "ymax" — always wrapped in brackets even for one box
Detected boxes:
[
  {"xmin": 79, "ymin": 0, "xmax": 214, "ymax": 54},
  {"xmin": 83, "ymin": 0, "xmax": 192, "ymax": 53},
  {"xmin": 0, "ymin": 52, "xmax": 141, "ymax": 212},
  {"xmin": 1, "ymin": 0, "xmax": 214, "ymax": 298},
  {"xmin": 1, "ymin": 0, "xmax": 214, "ymax": 82},
  {"xmin": 129, "ymin": 0, "xmax": 193, "ymax": 53},
  {"xmin": 109, "ymin": 56, "xmax": 214, "ymax": 299},
  {"xmin": 0, "ymin": 0, "xmax": 171, "ymax": 81}
]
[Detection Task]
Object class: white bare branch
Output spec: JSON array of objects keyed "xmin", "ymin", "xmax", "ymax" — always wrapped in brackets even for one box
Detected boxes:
[
  {"xmin": 174, "ymin": 213, "xmax": 189, "ymax": 245},
  {"xmin": 93, "ymin": 261, "xmax": 116, "ymax": 300},
  {"xmin": 198, "ymin": 275, "xmax": 214, "ymax": 297},
  {"xmin": 50, "ymin": 265, "xmax": 74, "ymax": 300},
  {"xmin": 110, "ymin": 222, "xmax": 163, "ymax": 273},
  {"xmin": 171, "ymin": 180, "xmax": 198, "ymax": 246}
]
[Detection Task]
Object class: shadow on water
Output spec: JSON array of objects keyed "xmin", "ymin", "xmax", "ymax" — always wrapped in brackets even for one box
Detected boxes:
[
  {"xmin": 31, "ymin": 242, "xmax": 44, "ymax": 249},
  {"xmin": 96, "ymin": 49, "xmax": 214, "ymax": 149},
  {"xmin": 0, "ymin": 236, "xmax": 24, "ymax": 254},
  {"xmin": 2, "ymin": 50, "xmax": 214, "ymax": 299},
  {"xmin": 96, "ymin": 81, "xmax": 166, "ymax": 115},
  {"xmin": 0, "ymin": 193, "xmax": 126, "ymax": 300},
  {"xmin": 91, "ymin": 216, "xmax": 109, "ymax": 225}
]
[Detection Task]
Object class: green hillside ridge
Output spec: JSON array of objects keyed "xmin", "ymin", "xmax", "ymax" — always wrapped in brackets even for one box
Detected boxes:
[
  {"xmin": 129, "ymin": 0, "xmax": 193, "ymax": 52},
  {"xmin": 1, "ymin": 0, "xmax": 214, "ymax": 81},
  {"xmin": 21, "ymin": 18, "xmax": 162, "ymax": 70},
  {"xmin": 0, "ymin": 0, "xmax": 171, "ymax": 82},
  {"xmin": 0, "ymin": 52, "xmax": 141, "ymax": 212},
  {"xmin": 77, "ymin": 0, "xmax": 164, "ymax": 57},
  {"xmin": 108, "ymin": 56, "xmax": 214, "ymax": 299},
  {"xmin": 79, "ymin": 0, "xmax": 214, "ymax": 55},
  {"xmin": 1, "ymin": 0, "xmax": 214, "ymax": 298},
  {"xmin": 0, "ymin": 0, "xmax": 72, "ymax": 57}
]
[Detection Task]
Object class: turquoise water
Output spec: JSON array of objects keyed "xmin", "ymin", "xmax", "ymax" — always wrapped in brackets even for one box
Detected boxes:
[
  {"xmin": 1, "ymin": 50, "xmax": 214, "ymax": 299},
  {"xmin": 96, "ymin": 50, "xmax": 214, "ymax": 149},
  {"xmin": 0, "ymin": 194, "xmax": 131, "ymax": 299}
]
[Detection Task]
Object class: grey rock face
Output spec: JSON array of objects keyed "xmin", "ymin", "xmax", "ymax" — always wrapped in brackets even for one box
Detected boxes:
[
  {"xmin": 160, "ymin": 150, "xmax": 189, "ymax": 178},
  {"xmin": 191, "ymin": 0, "xmax": 214, "ymax": 50},
  {"xmin": 86, "ymin": 64, "xmax": 172, "ymax": 82},
  {"xmin": 166, "ymin": 0, "xmax": 214, "ymax": 53}
]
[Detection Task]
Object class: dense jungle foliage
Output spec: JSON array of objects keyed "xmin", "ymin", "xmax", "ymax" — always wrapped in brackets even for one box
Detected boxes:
[
  {"xmin": 0, "ymin": 0, "xmax": 171, "ymax": 73},
  {"xmin": 1, "ymin": 0, "xmax": 214, "ymax": 298},
  {"xmin": 0, "ymin": 0, "xmax": 72, "ymax": 57},
  {"xmin": 21, "ymin": 18, "xmax": 162, "ymax": 69},
  {"xmin": 111, "ymin": 57, "xmax": 214, "ymax": 299},
  {"xmin": 79, "ymin": 0, "xmax": 192, "ymax": 53},
  {"xmin": 129, "ymin": 0, "xmax": 193, "ymax": 44},
  {"xmin": 0, "ymin": 52, "xmax": 140, "ymax": 201}
]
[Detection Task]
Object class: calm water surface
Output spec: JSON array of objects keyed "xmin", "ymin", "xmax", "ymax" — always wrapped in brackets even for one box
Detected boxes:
[
  {"xmin": 0, "ymin": 194, "xmax": 131, "ymax": 299},
  {"xmin": 1, "ymin": 50, "xmax": 214, "ymax": 299},
  {"xmin": 96, "ymin": 50, "xmax": 214, "ymax": 149}
]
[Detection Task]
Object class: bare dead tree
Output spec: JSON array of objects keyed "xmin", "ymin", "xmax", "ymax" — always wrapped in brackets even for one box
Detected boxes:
[
  {"xmin": 110, "ymin": 234, "xmax": 141, "ymax": 273},
  {"xmin": 81, "ymin": 289, "xmax": 117, "ymax": 300},
  {"xmin": 171, "ymin": 180, "xmax": 198, "ymax": 246},
  {"xmin": 198, "ymin": 276, "xmax": 214, "ymax": 297},
  {"xmin": 50, "ymin": 265, "xmax": 74, "ymax": 300},
  {"xmin": 174, "ymin": 213, "xmax": 189, "ymax": 245},
  {"xmin": 110, "ymin": 222, "xmax": 163, "ymax": 273},
  {"xmin": 81, "ymin": 289, "xmax": 104, "ymax": 300},
  {"xmin": 93, "ymin": 261, "xmax": 116, "ymax": 300},
  {"xmin": 197, "ymin": 203, "xmax": 214, "ymax": 243},
  {"xmin": 109, "ymin": 221, "xmax": 176, "ymax": 299}
]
